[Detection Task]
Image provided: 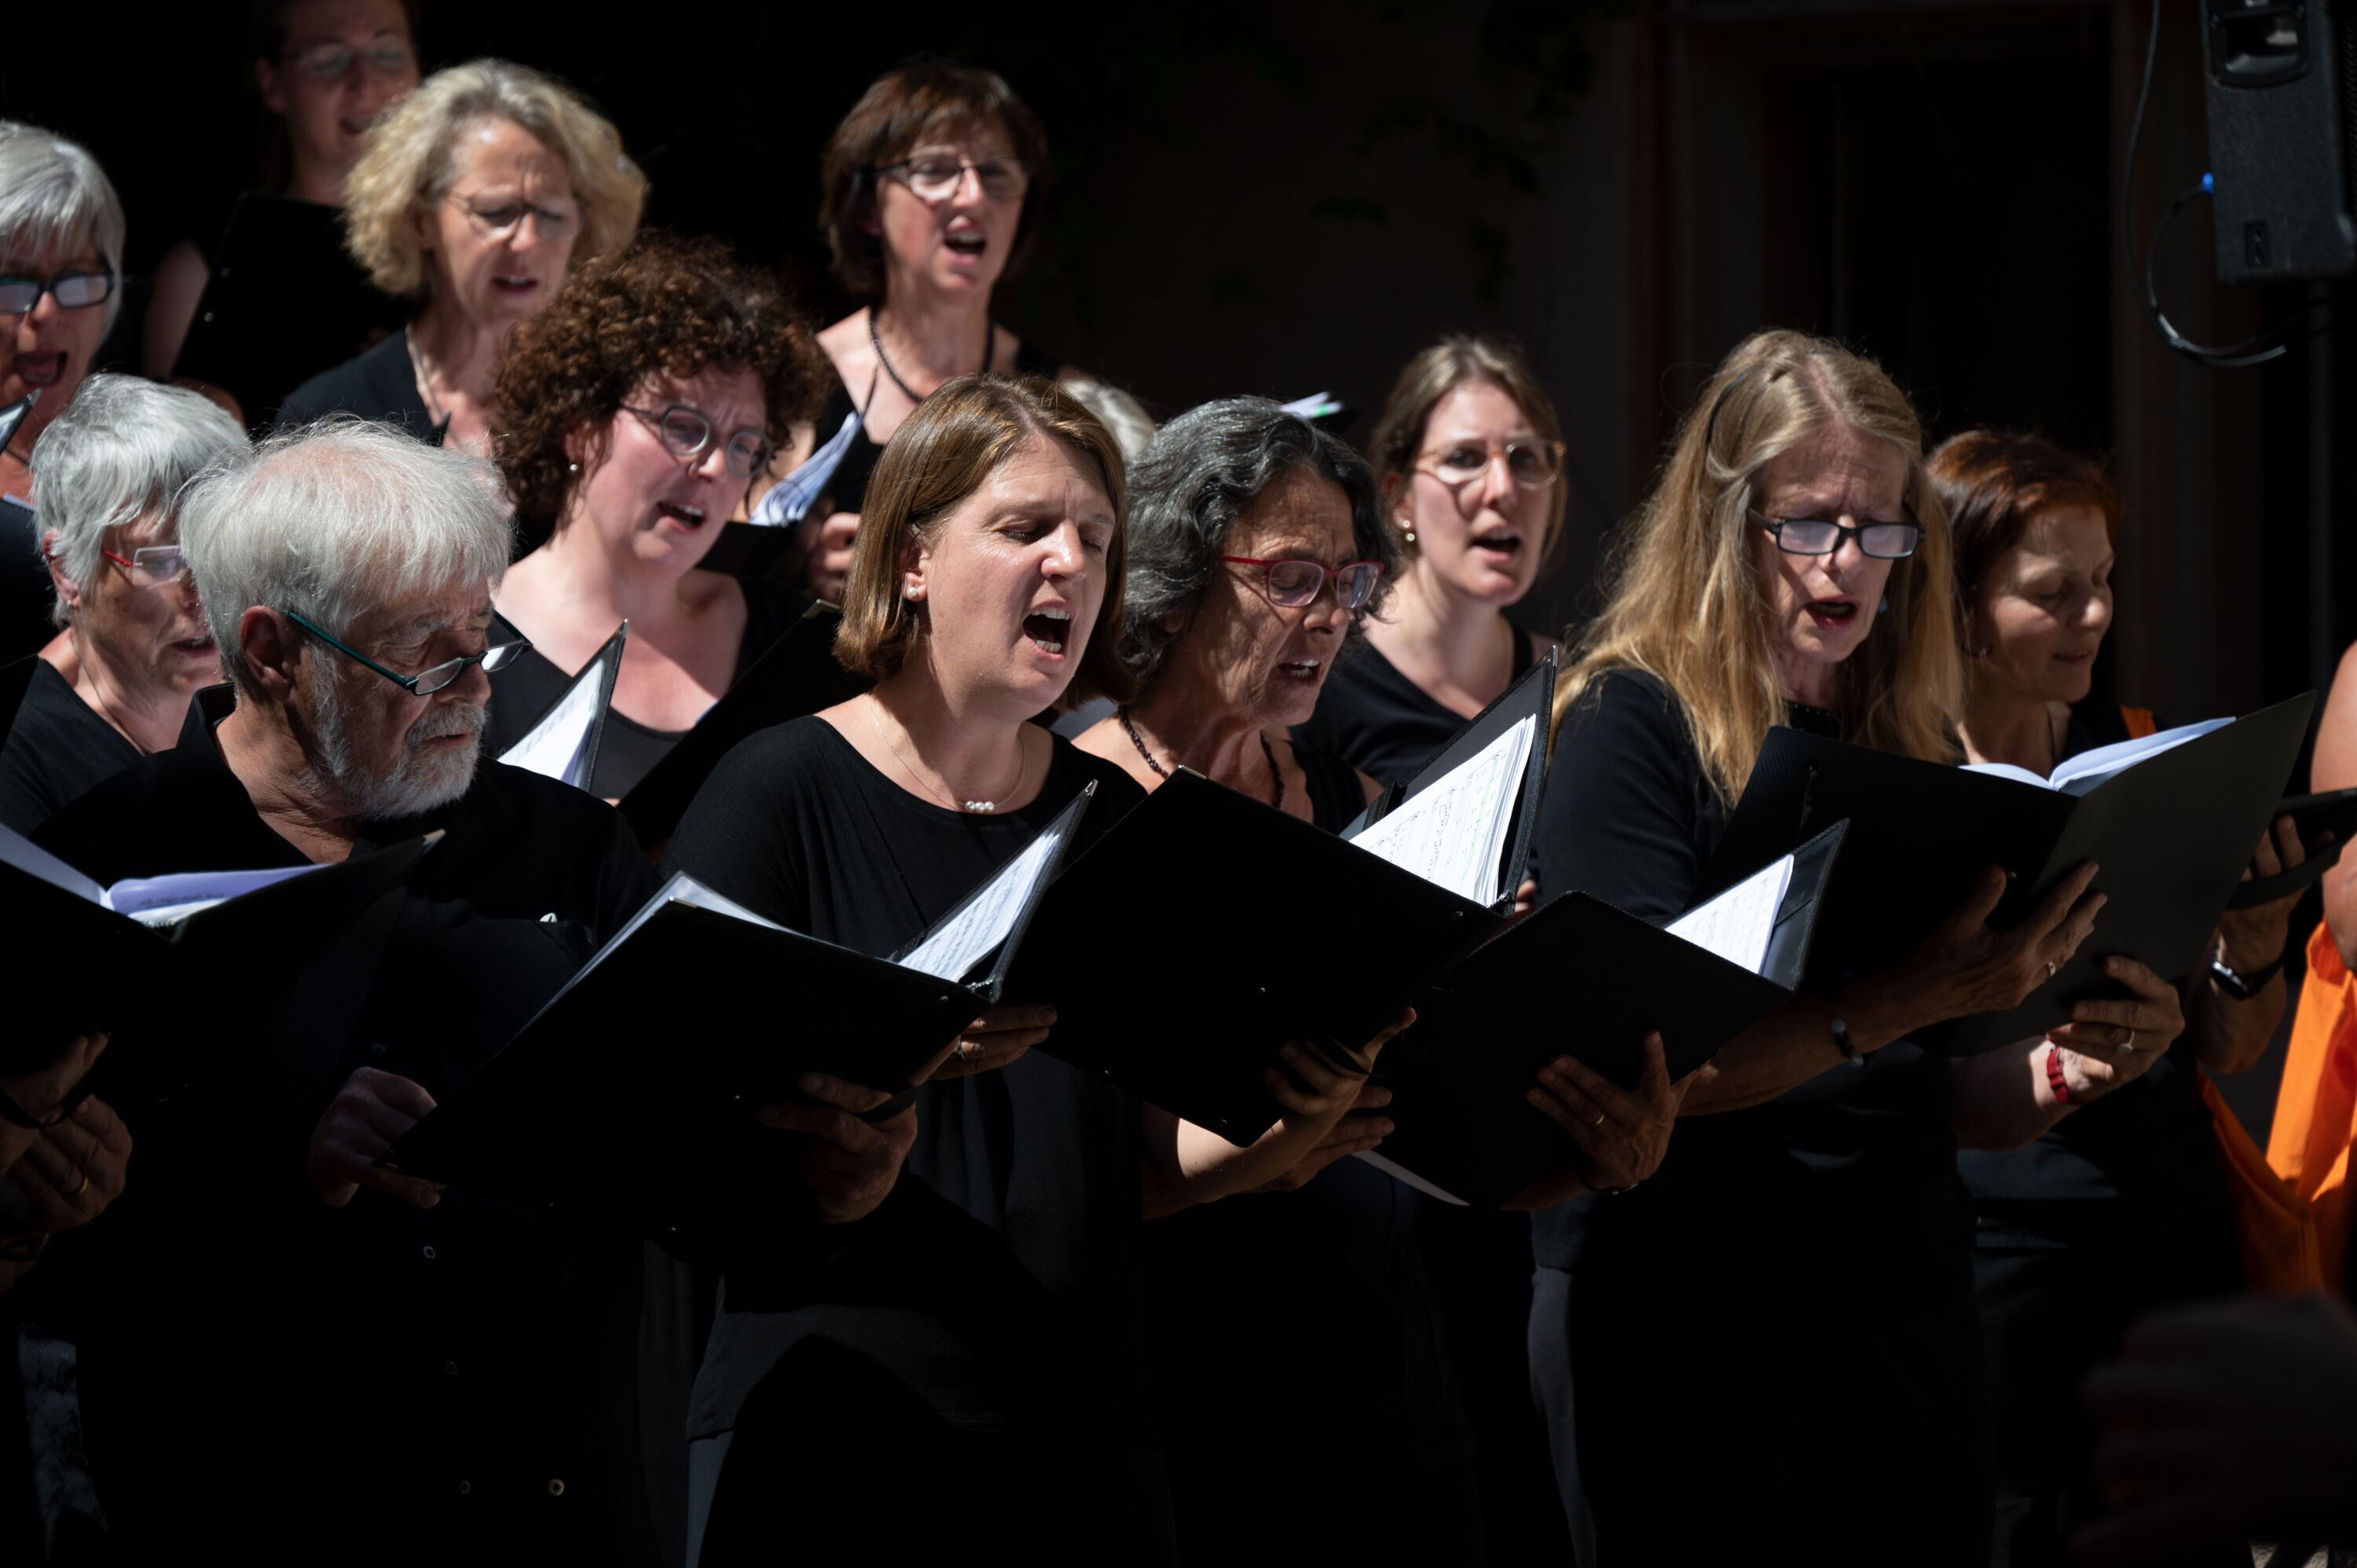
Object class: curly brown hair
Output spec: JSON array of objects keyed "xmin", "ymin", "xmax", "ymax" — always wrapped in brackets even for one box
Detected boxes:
[{"xmin": 493, "ymin": 230, "xmax": 824, "ymax": 533}]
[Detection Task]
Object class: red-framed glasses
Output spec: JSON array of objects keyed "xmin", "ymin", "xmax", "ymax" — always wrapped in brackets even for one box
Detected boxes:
[
  {"xmin": 101, "ymin": 545, "xmax": 191, "ymax": 588},
  {"xmin": 1219, "ymin": 555, "xmax": 1384, "ymax": 611}
]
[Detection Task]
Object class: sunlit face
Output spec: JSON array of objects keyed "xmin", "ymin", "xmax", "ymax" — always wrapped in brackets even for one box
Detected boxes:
[
  {"xmin": 1, "ymin": 236, "xmax": 108, "ymax": 419},
  {"xmin": 1396, "ymin": 381, "xmax": 1553, "ymax": 606},
  {"xmin": 1747, "ymin": 422, "xmax": 1908, "ymax": 697},
  {"xmin": 566, "ymin": 365, "xmax": 766, "ymax": 576},
  {"xmin": 61, "ymin": 507, "xmax": 218, "ymax": 699},
  {"xmin": 1164, "ymin": 467, "xmax": 1361, "ymax": 731},
  {"xmin": 294, "ymin": 581, "xmax": 494, "ymax": 819},
  {"xmin": 904, "ymin": 433, "xmax": 1113, "ymax": 718},
  {"xmin": 871, "ymin": 117, "xmax": 1024, "ymax": 302},
  {"xmin": 1971, "ymin": 504, "xmax": 2114, "ymax": 707},
  {"xmin": 416, "ymin": 117, "xmax": 577, "ymax": 331},
  {"xmin": 255, "ymin": 0, "xmax": 417, "ymax": 190}
]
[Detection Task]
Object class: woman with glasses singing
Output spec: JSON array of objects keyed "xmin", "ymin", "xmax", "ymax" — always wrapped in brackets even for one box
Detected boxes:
[
  {"xmin": 0, "ymin": 376, "xmax": 247, "ymax": 833},
  {"xmin": 1930, "ymin": 430, "xmax": 2304, "ymax": 1568},
  {"xmin": 143, "ymin": 0, "xmax": 421, "ymax": 388},
  {"xmin": 0, "ymin": 123, "xmax": 127, "ymax": 658},
  {"xmin": 1071, "ymin": 396, "xmax": 1676, "ymax": 1563},
  {"xmin": 1529, "ymin": 330, "xmax": 2178, "ymax": 1566},
  {"xmin": 482, "ymin": 233, "xmax": 823, "ymax": 800},
  {"xmin": 797, "ymin": 60, "xmax": 1091, "ymax": 603},
  {"xmin": 1295, "ymin": 335, "xmax": 1567, "ymax": 787},
  {"xmin": 277, "ymin": 59, "xmax": 644, "ymax": 455}
]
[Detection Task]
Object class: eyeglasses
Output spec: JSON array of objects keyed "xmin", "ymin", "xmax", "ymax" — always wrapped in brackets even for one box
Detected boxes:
[
  {"xmin": 446, "ymin": 195, "xmax": 579, "ymax": 241},
  {"xmin": 1750, "ymin": 510, "xmax": 1923, "ymax": 560},
  {"xmin": 284, "ymin": 610, "xmax": 527, "ymax": 697},
  {"xmin": 100, "ymin": 545, "xmax": 190, "ymax": 588},
  {"xmin": 621, "ymin": 403, "xmax": 776, "ymax": 479},
  {"xmin": 1220, "ymin": 555, "xmax": 1384, "ymax": 612},
  {"xmin": 874, "ymin": 155, "xmax": 1030, "ymax": 203},
  {"xmin": 1417, "ymin": 438, "xmax": 1565, "ymax": 491},
  {"xmin": 0, "ymin": 270, "xmax": 114, "ymax": 316},
  {"xmin": 284, "ymin": 39, "xmax": 416, "ymax": 81}
]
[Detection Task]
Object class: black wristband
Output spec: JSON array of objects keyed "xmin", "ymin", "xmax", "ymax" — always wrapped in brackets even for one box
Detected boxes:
[{"xmin": 2210, "ymin": 953, "xmax": 2286, "ymax": 1000}]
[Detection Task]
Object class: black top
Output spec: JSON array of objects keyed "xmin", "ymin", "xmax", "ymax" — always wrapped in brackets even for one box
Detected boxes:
[
  {"xmin": 1528, "ymin": 669, "xmax": 1965, "ymax": 1281},
  {"xmin": 33, "ymin": 689, "xmax": 661, "ymax": 1566},
  {"xmin": 275, "ymin": 326, "xmax": 442, "ymax": 445},
  {"xmin": 0, "ymin": 657, "xmax": 140, "ymax": 833},
  {"xmin": 658, "ymin": 716, "xmax": 1154, "ymax": 1450},
  {"xmin": 810, "ymin": 340, "xmax": 1062, "ymax": 518},
  {"xmin": 1958, "ymin": 701, "xmax": 2223, "ymax": 1228},
  {"xmin": 1142, "ymin": 756, "xmax": 1473, "ymax": 1483},
  {"xmin": 0, "ymin": 495, "xmax": 51, "ymax": 663},
  {"xmin": 482, "ymin": 579, "xmax": 808, "ymax": 800},
  {"xmin": 1293, "ymin": 618, "xmax": 1538, "ymax": 788}
]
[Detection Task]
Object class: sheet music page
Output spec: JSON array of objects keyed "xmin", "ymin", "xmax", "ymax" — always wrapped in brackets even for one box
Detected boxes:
[
  {"xmin": 898, "ymin": 824, "xmax": 1066, "ymax": 983},
  {"xmin": 1347, "ymin": 715, "xmax": 1535, "ymax": 905},
  {"xmin": 0, "ymin": 821, "xmax": 106, "ymax": 905},
  {"xmin": 499, "ymin": 652, "xmax": 611, "ymax": 789},
  {"xmin": 2047, "ymin": 716, "xmax": 2231, "ymax": 796},
  {"xmin": 106, "ymin": 864, "xmax": 325, "ymax": 926},
  {"xmin": 1663, "ymin": 854, "xmax": 1794, "ymax": 976}
]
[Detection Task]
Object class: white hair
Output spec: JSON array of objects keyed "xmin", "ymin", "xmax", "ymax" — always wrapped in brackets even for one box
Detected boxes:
[
  {"xmin": 0, "ymin": 122, "xmax": 127, "ymax": 335},
  {"xmin": 1060, "ymin": 376, "xmax": 1157, "ymax": 463},
  {"xmin": 28, "ymin": 374, "xmax": 247, "ymax": 626},
  {"xmin": 179, "ymin": 419, "xmax": 514, "ymax": 696}
]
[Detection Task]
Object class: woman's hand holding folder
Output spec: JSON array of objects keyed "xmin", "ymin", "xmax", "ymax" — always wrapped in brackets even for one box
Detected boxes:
[
  {"xmin": 1504, "ymin": 1033, "xmax": 1690, "ymax": 1211},
  {"xmin": 932, "ymin": 1002, "xmax": 1058, "ymax": 1081},
  {"xmin": 2045, "ymin": 955, "xmax": 2183, "ymax": 1100},
  {"xmin": 754, "ymin": 1040, "xmax": 956, "ymax": 1225}
]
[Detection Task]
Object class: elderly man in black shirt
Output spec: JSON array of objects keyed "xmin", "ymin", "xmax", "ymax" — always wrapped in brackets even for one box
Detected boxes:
[{"xmin": 31, "ymin": 420, "xmax": 915, "ymax": 1566}]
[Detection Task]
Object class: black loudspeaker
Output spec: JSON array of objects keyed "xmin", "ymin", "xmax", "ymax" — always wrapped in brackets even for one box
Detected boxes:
[{"xmin": 2201, "ymin": 0, "xmax": 2357, "ymax": 282}]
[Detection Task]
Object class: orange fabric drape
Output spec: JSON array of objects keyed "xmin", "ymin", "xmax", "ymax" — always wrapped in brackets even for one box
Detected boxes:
[{"xmin": 2263, "ymin": 921, "xmax": 2357, "ymax": 1295}]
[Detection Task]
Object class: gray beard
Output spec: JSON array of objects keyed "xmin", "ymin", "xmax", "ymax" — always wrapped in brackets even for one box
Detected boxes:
[{"xmin": 309, "ymin": 674, "xmax": 486, "ymax": 821}]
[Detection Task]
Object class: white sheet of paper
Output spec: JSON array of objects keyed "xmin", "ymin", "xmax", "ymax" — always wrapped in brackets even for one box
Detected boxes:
[
  {"xmin": 0, "ymin": 820, "xmax": 106, "ymax": 903},
  {"xmin": 1963, "ymin": 716, "xmax": 2231, "ymax": 797},
  {"xmin": 500, "ymin": 652, "xmax": 611, "ymax": 789},
  {"xmin": 898, "ymin": 825, "xmax": 1065, "ymax": 983},
  {"xmin": 1348, "ymin": 715, "xmax": 1535, "ymax": 906},
  {"xmin": 1663, "ymin": 854, "xmax": 1794, "ymax": 976},
  {"xmin": 105, "ymin": 864, "xmax": 325, "ymax": 927},
  {"xmin": 1354, "ymin": 1149, "xmax": 1469, "ymax": 1205}
]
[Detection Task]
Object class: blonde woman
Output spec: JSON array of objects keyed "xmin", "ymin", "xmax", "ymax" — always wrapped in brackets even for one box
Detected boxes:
[
  {"xmin": 276, "ymin": 59, "xmax": 645, "ymax": 452},
  {"xmin": 1525, "ymin": 330, "xmax": 2179, "ymax": 1565}
]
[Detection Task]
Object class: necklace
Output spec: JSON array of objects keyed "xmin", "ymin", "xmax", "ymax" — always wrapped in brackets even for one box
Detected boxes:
[
  {"xmin": 1119, "ymin": 708, "xmax": 1285, "ymax": 811},
  {"xmin": 871, "ymin": 701, "xmax": 1023, "ymax": 813},
  {"xmin": 868, "ymin": 306, "xmax": 997, "ymax": 405}
]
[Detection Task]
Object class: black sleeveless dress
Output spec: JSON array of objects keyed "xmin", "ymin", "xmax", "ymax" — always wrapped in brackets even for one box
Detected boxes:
[{"xmin": 1142, "ymin": 743, "xmax": 1486, "ymax": 1565}]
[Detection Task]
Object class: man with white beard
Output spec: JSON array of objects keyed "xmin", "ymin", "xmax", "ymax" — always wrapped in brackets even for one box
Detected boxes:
[{"xmin": 25, "ymin": 421, "xmax": 912, "ymax": 1566}]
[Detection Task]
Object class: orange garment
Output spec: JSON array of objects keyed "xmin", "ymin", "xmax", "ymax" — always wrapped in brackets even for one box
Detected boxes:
[{"xmin": 2263, "ymin": 921, "xmax": 2357, "ymax": 1294}]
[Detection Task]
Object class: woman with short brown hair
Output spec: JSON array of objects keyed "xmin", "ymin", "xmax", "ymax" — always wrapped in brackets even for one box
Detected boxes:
[
  {"xmin": 796, "ymin": 59, "xmax": 1093, "ymax": 602},
  {"xmin": 483, "ymin": 232, "xmax": 823, "ymax": 799}
]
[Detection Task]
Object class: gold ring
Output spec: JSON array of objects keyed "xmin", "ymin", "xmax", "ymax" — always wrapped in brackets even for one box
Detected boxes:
[
  {"xmin": 2120, "ymin": 1030, "xmax": 2136, "ymax": 1054},
  {"xmin": 2045, "ymin": 960, "xmax": 2058, "ymax": 980},
  {"xmin": 1593, "ymin": 1112, "xmax": 1606, "ymax": 1128},
  {"xmin": 72, "ymin": 1172, "xmax": 89, "ymax": 1196}
]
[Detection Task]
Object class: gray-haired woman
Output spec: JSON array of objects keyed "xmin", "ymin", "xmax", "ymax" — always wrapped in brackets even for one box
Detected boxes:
[
  {"xmin": 1072, "ymin": 396, "xmax": 1679, "ymax": 1563},
  {"xmin": 0, "ymin": 376, "xmax": 247, "ymax": 833},
  {"xmin": 0, "ymin": 123, "xmax": 128, "ymax": 656}
]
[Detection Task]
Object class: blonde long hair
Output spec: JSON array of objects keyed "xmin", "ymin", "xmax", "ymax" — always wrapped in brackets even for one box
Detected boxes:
[{"xmin": 1555, "ymin": 328, "xmax": 1963, "ymax": 804}]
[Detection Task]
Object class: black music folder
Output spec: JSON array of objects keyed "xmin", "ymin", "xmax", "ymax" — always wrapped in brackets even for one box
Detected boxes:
[
  {"xmin": 1363, "ymin": 822, "xmax": 1847, "ymax": 1208},
  {"xmin": 1006, "ymin": 660, "xmax": 1556, "ymax": 1145},
  {"xmin": 383, "ymin": 785, "xmax": 1097, "ymax": 1211},
  {"xmin": 1699, "ymin": 694, "xmax": 2314, "ymax": 1055},
  {"xmin": 170, "ymin": 193, "xmax": 408, "ymax": 428},
  {"xmin": 0, "ymin": 825, "xmax": 440, "ymax": 1085},
  {"xmin": 618, "ymin": 603, "xmax": 869, "ymax": 847},
  {"xmin": 2223, "ymin": 786, "xmax": 2357, "ymax": 908},
  {"xmin": 496, "ymin": 622, "xmax": 625, "ymax": 792}
]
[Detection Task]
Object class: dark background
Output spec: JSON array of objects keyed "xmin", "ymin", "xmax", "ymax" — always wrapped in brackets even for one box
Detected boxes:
[{"xmin": 7, "ymin": 0, "xmax": 2354, "ymax": 1123}]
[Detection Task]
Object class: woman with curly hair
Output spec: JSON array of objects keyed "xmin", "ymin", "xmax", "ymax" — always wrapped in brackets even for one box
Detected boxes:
[
  {"xmin": 277, "ymin": 57, "xmax": 644, "ymax": 452},
  {"xmin": 482, "ymin": 232, "xmax": 826, "ymax": 798}
]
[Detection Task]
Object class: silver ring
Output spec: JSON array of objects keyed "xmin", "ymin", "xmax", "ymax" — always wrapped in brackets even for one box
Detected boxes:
[
  {"xmin": 2120, "ymin": 1030, "xmax": 2136, "ymax": 1054},
  {"xmin": 1593, "ymin": 1112, "xmax": 1606, "ymax": 1128},
  {"xmin": 2045, "ymin": 960, "xmax": 2058, "ymax": 980}
]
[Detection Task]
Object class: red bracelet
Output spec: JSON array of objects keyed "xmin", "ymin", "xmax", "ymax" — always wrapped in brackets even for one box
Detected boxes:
[{"xmin": 2045, "ymin": 1044, "xmax": 2072, "ymax": 1106}]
